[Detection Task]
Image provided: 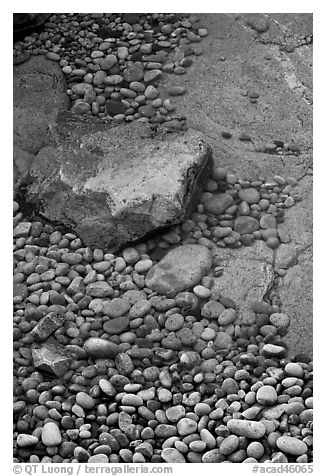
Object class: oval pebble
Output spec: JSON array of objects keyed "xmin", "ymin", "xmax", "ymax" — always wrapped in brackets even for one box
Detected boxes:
[
  {"xmin": 161, "ymin": 448, "xmax": 186, "ymax": 463},
  {"xmin": 276, "ymin": 436, "xmax": 307, "ymax": 455},
  {"xmin": 177, "ymin": 417, "xmax": 197, "ymax": 436},
  {"xmin": 219, "ymin": 435, "xmax": 239, "ymax": 455},
  {"xmin": 164, "ymin": 313, "xmax": 184, "ymax": 331},
  {"xmin": 76, "ymin": 392, "xmax": 95, "ymax": 410},
  {"xmin": 246, "ymin": 442, "xmax": 265, "ymax": 459},
  {"xmin": 41, "ymin": 422, "xmax": 62, "ymax": 446},
  {"xmin": 227, "ymin": 419, "xmax": 266, "ymax": 438},
  {"xmin": 17, "ymin": 434, "xmax": 39, "ymax": 447},
  {"xmin": 284, "ymin": 362, "xmax": 304, "ymax": 378},
  {"xmin": 269, "ymin": 313, "xmax": 290, "ymax": 328},
  {"xmin": 193, "ymin": 285, "xmax": 211, "ymax": 299},
  {"xmin": 256, "ymin": 385, "xmax": 278, "ymax": 405}
]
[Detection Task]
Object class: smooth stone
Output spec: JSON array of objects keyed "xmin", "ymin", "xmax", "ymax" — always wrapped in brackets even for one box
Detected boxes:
[
  {"xmin": 238, "ymin": 188, "xmax": 261, "ymax": 204},
  {"xmin": 218, "ymin": 308, "xmax": 237, "ymax": 326},
  {"xmin": 121, "ymin": 394, "xmax": 143, "ymax": 407},
  {"xmin": 161, "ymin": 448, "xmax": 186, "ymax": 463},
  {"xmin": 41, "ymin": 422, "xmax": 62, "ymax": 446},
  {"xmin": 276, "ymin": 436, "xmax": 307, "ymax": 456},
  {"xmin": 227, "ymin": 419, "xmax": 266, "ymax": 438},
  {"xmin": 214, "ymin": 332, "xmax": 233, "ymax": 350},
  {"xmin": 83, "ymin": 337, "xmax": 119, "ymax": 358},
  {"xmin": 145, "ymin": 245, "xmax": 212, "ymax": 297},
  {"xmin": 164, "ymin": 313, "xmax": 184, "ymax": 331},
  {"xmin": 233, "ymin": 216, "xmax": 260, "ymax": 234},
  {"xmin": 260, "ymin": 214, "xmax": 277, "ymax": 229},
  {"xmin": 201, "ymin": 300, "xmax": 225, "ymax": 319},
  {"xmin": 261, "ymin": 404, "xmax": 287, "ymax": 420},
  {"xmin": 165, "ymin": 405, "xmax": 186, "ymax": 422},
  {"xmin": 17, "ymin": 434, "xmax": 39, "ymax": 447},
  {"xmin": 202, "ymin": 449, "xmax": 224, "ymax": 463},
  {"xmin": 262, "ymin": 343, "xmax": 286, "ymax": 357},
  {"xmin": 102, "ymin": 298, "xmax": 131, "ymax": 318},
  {"xmin": 256, "ymin": 385, "xmax": 278, "ymax": 405},
  {"xmin": 76, "ymin": 392, "xmax": 96, "ymax": 410},
  {"xmin": 284, "ymin": 363, "xmax": 304, "ymax": 378},
  {"xmin": 167, "ymin": 86, "xmax": 187, "ymax": 96},
  {"xmin": 103, "ymin": 316, "xmax": 130, "ymax": 334},
  {"xmin": 193, "ymin": 285, "xmax": 211, "ymax": 299},
  {"xmin": 203, "ymin": 193, "xmax": 234, "ymax": 216},
  {"xmin": 269, "ymin": 313, "xmax": 290, "ymax": 328},
  {"xmin": 222, "ymin": 378, "xmax": 239, "ymax": 395},
  {"xmin": 88, "ymin": 454, "xmax": 109, "ymax": 463},
  {"xmin": 86, "ymin": 281, "xmax": 113, "ymax": 297},
  {"xmin": 123, "ymin": 65, "xmax": 144, "ymax": 82},
  {"xmin": 219, "ymin": 435, "xmax": 239, "ymax": 455},
  {"xmin": 177, "ymin": 417, "xmax": 197, "ymax": 436},
  {"xmin": 155, "ymin": 424, "xmax": 178, "ymax": 438},
  {"xmin": 246, "ymin": 442, "xmax": 265, "ymax": 459}
]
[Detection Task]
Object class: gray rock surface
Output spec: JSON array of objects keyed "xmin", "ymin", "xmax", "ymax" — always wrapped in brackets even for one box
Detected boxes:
[
  {"xmin": 26, "ymin": 118, "xmax": 212, "ymax": 252},
  {"xmin": 13, "ymin": 55, "xmax": 70, "ymax": 186}
]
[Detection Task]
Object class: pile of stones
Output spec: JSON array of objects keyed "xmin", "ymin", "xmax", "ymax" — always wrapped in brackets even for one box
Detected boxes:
[
  {"xmin": 13, "ymin": 166, "xmax": 313, "ymax": 464},
  {"xmin": 13, "ymin": 13, "xmax": 208, "ymax": 127}
]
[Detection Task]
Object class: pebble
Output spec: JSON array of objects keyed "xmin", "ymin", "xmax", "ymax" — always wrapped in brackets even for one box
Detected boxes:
[
  {"xmin": 219, "ymin": 435, "xmax": 239, "ymax": 455},
  {"xmin": 269, "ymin": 313, "xmax": 290, "ymax": 328},
  {"xmin": 161, "ymin": 448, "xmax": 186, "ymax": 463},
  {"xmin": 17, "ymin": 434, "xmax": 39, "ymax": 447},
  {"xmin": 256, "ymin": 385, "xmax": 278, "ymax": 405},
  {"xmin": 284, "ymin": 363, "xmax": 304, "ymax": 378},
  {"xmin": 193, "ymin": 285, "xmax": 211, "ymax": 299},
  {"xmin": 227, "ymin": 419, "xmax": 266, "ymax": 439},
  {"xmin": 167, "ymin": 86, "xmax": 187, "ymax": 96},
  {"xmin": 76, "ymin": 392, "xmax": 96, "ymax": 410},
  {"xmin": 276, "ymin": 436, "xmax": 307, "ymax": 455},
  {"xmin": 164, "ymin": 313, "xmax": 184, "ymax": 331},
  {"xmin": 201, "ymin": 301, "xmax": 225, "ymax": 319},
  {"xmin": 246, "ymin": 441, "xmax": 265, "ymax": 459},
  {"xmin": 166, "ymin": 405, "xmax": 186, "ymax": 422},
  {"xmin": 83, "ymin": 337, "xmax": 119, "ymax": 358},
  {"xmin": 177, "ymin": 417, "xmax": 197, "ymax": 436},
  {"xmin": 233, "ymin": 216, "xmax": 260, "ymax": 234},
  {"xmin": 41, "ymin": 422, "xmax": 62, "ymax": 446},
  {"xmin": 203, "ymin": 193, "xmax": 234, "ymax": 215},
  {"xmin": 238, "ymin": 188, "xmax": 261, "ymax": 204},
  {"xmin": 103, "ymin": 316, "xmax": 130, "ymax": 334},
  {"xmin": 218, "ymin": 308, "xmax": 237, "ymax": 326},
  {"xmin": 145, "ymin": 245, "xmax": 212, "ymax": 297}
]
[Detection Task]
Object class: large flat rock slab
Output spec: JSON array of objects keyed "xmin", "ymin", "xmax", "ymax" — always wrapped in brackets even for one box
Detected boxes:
[
  {"xmin": 13, "ymin": 55, "xmax": 70, "ymax": 157},
  {"xmin": 26, "ymin": 119, "xmax": 212, "ymax": 252}
]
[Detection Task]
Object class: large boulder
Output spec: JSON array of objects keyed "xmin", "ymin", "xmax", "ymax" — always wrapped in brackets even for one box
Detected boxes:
[{"xmin": 25, "ymin": 117, "xmax": 212, "ymax": 252}]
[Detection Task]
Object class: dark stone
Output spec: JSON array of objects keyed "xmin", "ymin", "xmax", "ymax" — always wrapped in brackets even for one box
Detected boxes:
[{"xmin": 106, "ymin": 99, "xmax": 127, "ymax": 116}]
